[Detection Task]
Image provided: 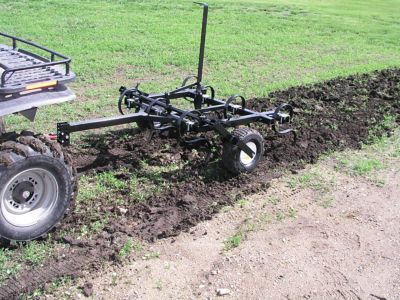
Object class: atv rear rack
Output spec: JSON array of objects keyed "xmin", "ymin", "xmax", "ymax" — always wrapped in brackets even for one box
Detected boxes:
[{"xmin": 0, "ymin": 32, "xmax": 75, "ymax": 94}]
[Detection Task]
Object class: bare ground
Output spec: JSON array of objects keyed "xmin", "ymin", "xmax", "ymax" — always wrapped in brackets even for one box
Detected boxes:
[{"xmin": 50, "ymin": 138, "xmax": 400, "ymax": 300}]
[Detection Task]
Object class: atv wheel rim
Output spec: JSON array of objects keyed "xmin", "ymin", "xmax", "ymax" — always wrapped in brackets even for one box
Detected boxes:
[
  {"xmin": 1, "ymin": 168, "xmax": 59, "ymax": 227},
  {"xmin": 239, "ymin": 141, "xmax": 257, "ymax": 166}
]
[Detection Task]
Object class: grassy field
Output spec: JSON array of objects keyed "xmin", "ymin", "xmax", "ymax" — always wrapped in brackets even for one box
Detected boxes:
[
  {"xmin": 0, "ymin": 0, "xmax": 399, "ymax": 132},
  {"xmin": 0, "ymin": 1, "xmax": 400, "ymax": 295}
]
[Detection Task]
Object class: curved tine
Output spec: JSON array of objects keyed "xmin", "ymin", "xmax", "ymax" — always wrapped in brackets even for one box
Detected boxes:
[
  {"xmin": 182, "ymin": 75, "xmax": 198, "ymax": 87},
  {"xmin": 203, "ymin": 85, "xmax": 215, "ymax": 100},
  {"xmin": 224, "ymin": 95, "xmax": 246, "ymax": 118},
  {"xmin": 118, "ymin": 88, "xmax": 130, "ymax": 115},
  {"xmin": 226, "ymin": 95, "xmax": 246, "ymax": 108},
  {"xmin": 273, "ymin": 103, "xmax": 294, "ymax": 121},
  {"xmin": 118, "ymin": 87, "xmax": 142, "ymax": 115}
]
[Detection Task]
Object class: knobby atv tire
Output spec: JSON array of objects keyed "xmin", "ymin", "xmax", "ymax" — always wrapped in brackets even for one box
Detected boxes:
[
  {"xmin": 0, "ymin": 134, "xmax": 77, "ymax": 242},
  {"xmin": 222, "ymin": 127, "xmax": 264, "ymax": 174}
]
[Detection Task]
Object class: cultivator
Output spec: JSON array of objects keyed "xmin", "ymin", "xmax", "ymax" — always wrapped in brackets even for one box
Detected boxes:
[
  {"xmin": 0, "ymin": 3, "xmax": 294, "ymax": 242},
  {"xmin": 57, "ymin": 2, "xmax": 295, "ymax": 173}
]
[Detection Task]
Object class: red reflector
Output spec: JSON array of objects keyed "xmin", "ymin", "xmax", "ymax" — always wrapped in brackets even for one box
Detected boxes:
[{"xmin": 47, "ymin": 133, "xmax": 57, "ymax": 141}]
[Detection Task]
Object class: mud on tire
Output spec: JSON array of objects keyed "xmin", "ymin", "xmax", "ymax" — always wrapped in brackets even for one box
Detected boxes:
[
  {"xmin": 0, "ymin": 133, "xmax": 76, "ymax": 242},
  {"xmin": 222, "ymin": 127, "xmax": 264, "ymax": 174}
]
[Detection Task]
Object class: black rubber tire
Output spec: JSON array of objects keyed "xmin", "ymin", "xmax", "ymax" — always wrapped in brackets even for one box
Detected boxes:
[
  {"xmin": 0, "ymin": 134, "xmax": 76, "ymax": 242},
  {"xmin": 222, "ymin": 127, "xmax": 264, "ymax": 174}
]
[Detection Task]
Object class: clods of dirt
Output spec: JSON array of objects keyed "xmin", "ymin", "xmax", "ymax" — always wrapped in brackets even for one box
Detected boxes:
[
  {"xmin": 65, "ymin": 68, "xmax": 400, "ymax": 243},
  {"xmin": 59, "ymin": 67, "xmax": 400, "ymax": 250},
  {"xmin": 82, "ymin": 281, "xmax": 94, "ymax": 297},
  {"xmin": 1, "ymin": 68, "xmax": 399, "ymax": 299}
]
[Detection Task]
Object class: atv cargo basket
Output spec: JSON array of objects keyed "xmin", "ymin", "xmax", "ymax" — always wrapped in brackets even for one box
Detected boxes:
[{"xmin": 0, "ymin": 32, "xmax": 75, "ymax": 94}]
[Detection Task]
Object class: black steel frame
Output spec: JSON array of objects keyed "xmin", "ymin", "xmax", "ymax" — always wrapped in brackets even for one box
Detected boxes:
[{"xmin": 57, "ymin": 3, "xmax": 294, "ymax": 158}]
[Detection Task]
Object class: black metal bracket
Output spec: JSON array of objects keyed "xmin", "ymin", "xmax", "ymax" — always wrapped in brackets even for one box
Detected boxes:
[{"xmin": 57, "ymin": 122, "xmax": 71, "ymax": 146}]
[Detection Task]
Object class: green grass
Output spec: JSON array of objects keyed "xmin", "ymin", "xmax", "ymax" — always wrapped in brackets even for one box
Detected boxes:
[
  {"xmin": 224, "ymin": 230, "xmax": 245, "ymax": 251},
  {"xmin": 276, "ymin": 208, "xmax": 296, "ymax": 221},
  {"xmin": 368, "ymin": 114, "xmax": 398, "ymax": 143},
  {"xmin": 333, "ymin": 126, "xmax": 400, "ymax": 186},
  {"xmin": 392, "ymin": 145, "xmax": 400, "ymax": 158},
  {"xmin": 352, "ymin": 159, "xmax": 384, "ymax": 175},
  {"xmin": 143, "ymin": 251, "xmax": 161, "ymax": 260},
  {"xmin": 21, "ymin": 241, "xmax": 52, "ymax": 266},
  {"xmin": 155, "ymin": 280, "xmax": 163, "ymax": 291},
  {"xmin": 0, "ymin": 0, "xmax": 399, "ymax": 133},
  {"xmin": 276, "ymin": 212, "xmax": 285, "ymax": 221},
  {"xmin": 0, "ymin": 241, "xmax": 55, "ymax": 284},
  {"xmin": 335, "ymin": 127, "xmax": 400, "ymax": 178},
  {"xmin": 237, "ymin": 198, "xmax": 250, "ymax": 208},
  {"xmin": 287, "ymin": 167, "xmax": 337, "ymax": 208},
  {"xmin": 287, "ymin": 207, "xmax": 297, "ymax": 218},
  {"xmin": 0, "ymin": 249, "xmax": 21, "ymax": 283},
  {"xmin": 118, "ymin": 238, "xmax": 143, "ymax": 260},
  {"xmin": 288, "ymin": 170, "xmax": 335, "ymax": 194},
  {"xmin": 266, "ymin": 196, "xmax": 281, "ymax": 205},
  {"xmin": 223, "ymin": 212, "xmax": 272, "ymax": 251}
]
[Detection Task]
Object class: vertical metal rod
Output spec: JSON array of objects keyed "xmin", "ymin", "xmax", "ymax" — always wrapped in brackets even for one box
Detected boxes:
[
  {"xmin": 196, "ymin": 3, "xmax": 208, "ymax": 84},
  {"xmin": 0, "ymin": 117, "xmax": 5, "ymax": 135}
]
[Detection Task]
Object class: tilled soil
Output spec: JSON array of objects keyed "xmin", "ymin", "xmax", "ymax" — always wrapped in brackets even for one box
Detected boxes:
[{"xmin": 1, "ymin": 68, "xmax": 399, "ymax": 299}]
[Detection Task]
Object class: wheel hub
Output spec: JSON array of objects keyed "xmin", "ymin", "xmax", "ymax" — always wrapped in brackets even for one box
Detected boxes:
[
  {"xmin": 0, "ymin": 168, "xmax": 59, "ymax": 227},
  {"xmin": 12, "ymin": 181, "xmax": 34, "ymax": 204},
  {"xmin": 239, "ymin": 141, "xmax": 257, "ymax": 166}
]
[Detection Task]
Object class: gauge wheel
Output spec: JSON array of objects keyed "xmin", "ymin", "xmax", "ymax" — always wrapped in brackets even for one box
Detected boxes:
[
  {"xmin": 0, "ymin": 134, "xmax": 77, "ymax": 242},
  {"xmin": 222, "ymin": 127, "xmax": 264, "ymax": 174}
]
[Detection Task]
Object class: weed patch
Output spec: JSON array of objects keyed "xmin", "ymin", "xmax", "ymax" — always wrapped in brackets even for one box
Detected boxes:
[
  {"xmin": 21, "ymin": 241, "xmax": 52, "ymax": 266},
  {"xmin": 0, "ymin": 249, "xmax": 21, "ymax": 283},
  {"xmin": 287, "ymin": 168, "xmax": 336, "ymax": 208},
  {"xmin": 119, "ymin": 239, "xmax": 144, "ymax": 260},
  {"xmin": 352, "ymin": 159, "xmax": 384, "ymax": 175},
  {"xmin": 224, "ymin": 231, "xmax": 246, "ymax": 251}
]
